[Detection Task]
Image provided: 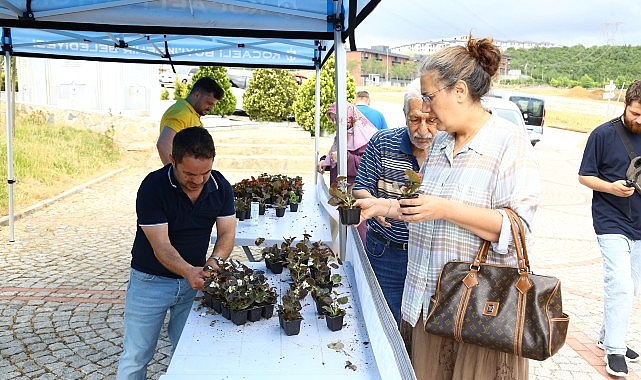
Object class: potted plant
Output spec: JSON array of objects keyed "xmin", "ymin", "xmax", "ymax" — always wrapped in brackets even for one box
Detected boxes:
[
  {"xmin": 287, "ymin": 190, "xmax": 300, "ymax": 212},
  {"xmin": 256, "ymin": 236, "xmax": 289, "ymax": 274},
  {"xmin": 398, "ymin": 169, "xmax": 423, "ymax": 200},
  {"xmin": 327, "ymin": 176, "xmax": 360, "ymax": 225},
  {"xmin": 273, "ymin": 195, "xmax": 287, "ymax": 217},
  {"xmin": 321, "ymin": 289, "xmax": 349, "ymax": 332},
  {"xmin": 277, "ymin": 287, "xmax": 304, "ymax": 336},
  {"xmin": 234, "ymin": 197, "xmax": 248, "ymax": 220}
]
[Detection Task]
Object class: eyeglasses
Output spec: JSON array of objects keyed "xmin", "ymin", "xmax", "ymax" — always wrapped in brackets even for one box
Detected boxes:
[{"xmin": 422, "ymin": 84, "xmax": 450, "ymax": 104}]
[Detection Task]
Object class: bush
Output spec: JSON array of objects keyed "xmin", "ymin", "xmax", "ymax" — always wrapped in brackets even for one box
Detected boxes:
[
  {"xmin": 189, "ymin": 66, "xmax": 236, "ymax": 116},
  {"xmin": 173, "ymin": 80, "xmax": 188, "ymax": 100},
  {"xmin": 160, "ymin": 88, "xmax": 169, "ymax": 100},
  {"xmin": 243, "ymin": 69, "xmax": 298, "ymax": 121},
  {"xmin": 292, "ymin": 56, "xmax": 356, "ymax": 136}
]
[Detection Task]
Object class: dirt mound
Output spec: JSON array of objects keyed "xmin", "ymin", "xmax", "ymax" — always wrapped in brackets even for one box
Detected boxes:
[{"xmin": 564, "ymin": 86, "xmax": 623, "ymax": 102}]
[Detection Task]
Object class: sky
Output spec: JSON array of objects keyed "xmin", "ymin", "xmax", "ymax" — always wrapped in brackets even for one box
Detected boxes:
[{"xmin": 355, "ymin": 0, "xmax": 641, "ymax": 49}]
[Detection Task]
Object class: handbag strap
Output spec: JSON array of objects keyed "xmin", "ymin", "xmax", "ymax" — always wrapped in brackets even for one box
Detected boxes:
[
  {"xmin": 472, "ymin": 208, "xmax": 530, "ymax": 273},
  {"xmin": 467, "ymin": 208, "xmax": 533, "ymax": 293}
]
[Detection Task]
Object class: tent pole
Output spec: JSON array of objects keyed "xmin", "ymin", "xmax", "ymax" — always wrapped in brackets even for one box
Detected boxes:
[
  {"xmin": 3, "ymin": 28, "xmax": 15, "ymax": 242},
  {"xmin": 313, "ymin": 48, "xmax": 321, "ymax": 185},
  {"xmin": 333, "ymin": 0, "xmax": 347, "ymax": 260}
]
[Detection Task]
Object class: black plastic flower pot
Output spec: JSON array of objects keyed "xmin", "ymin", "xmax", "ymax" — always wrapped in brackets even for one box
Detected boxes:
[
  {"xmin": 325, "ymin": 314, "xmax": 345, "ymax": 332},
  {"xmin": 289, "ymin": 203, "xmax": 299, "ymax": 212},
  {"xmin": 338, "ymin": 206, "xmax": 361, "ymax": 225},
  {"xmin": 268, "ymin": 260, "xmax": 284, "ymax": 275},
  {"xmin": 230, "ymin": 309, "xmax": 248, "ymax": 326},
  {"xmin": 262, "ymin": 304, "xmax": 275, "ymax": 319},
  {"xmin": 248, "ymin": 307, "xmax": 262, "ymax": 322},
  {"xmin": 315, "ymin": 299, "xmax": 329, "ymax": 315},
  {"xmin": 275, "ymin": 207, "xmax": 286, "ymax": 217},
  {"xmin": 221, "ymin": 305, "xmax": 231, "ymax": 320},
  {"xmin": 280, "ymin": 317, "xmax": 302, "ymax": 336},
  {"xmin": 259, "ymin": 204, "xmax": 266, "ymax": 215},
  {"xmin": 399, "ymin": 194, "xmax": 419, "ymax": 208},
  {"xmin": 203, "ymin": 292, "xmax": 214, "ymax": 308},
  {"xmin": 211, "ymin": 298, "xmax": 222, "ymax": 313},
  {"xmin": 235, "ymin": 210, "xmax": 245, "ymax": 221}
]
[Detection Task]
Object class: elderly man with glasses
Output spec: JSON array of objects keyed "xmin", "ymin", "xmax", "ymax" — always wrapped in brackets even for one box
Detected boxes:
[{"xmin": 352, "ymin": 79, "xmax": 437, "ymax": 326}]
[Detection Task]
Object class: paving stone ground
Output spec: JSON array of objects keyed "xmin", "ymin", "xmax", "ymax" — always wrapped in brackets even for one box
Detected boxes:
[{"xmin": 2, "ymin": 125, "xmax": 641, "ymax": 379}]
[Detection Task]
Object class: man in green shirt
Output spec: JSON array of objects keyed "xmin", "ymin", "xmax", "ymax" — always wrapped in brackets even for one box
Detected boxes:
[{"xmin": 156, "ymin": 77, "xmax": 224, "ymax": 165}]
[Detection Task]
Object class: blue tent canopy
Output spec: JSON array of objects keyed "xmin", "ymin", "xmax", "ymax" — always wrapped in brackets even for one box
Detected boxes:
[{"xmin": 0, "ymin": 0, "xmax": 381, "ymax": 69}]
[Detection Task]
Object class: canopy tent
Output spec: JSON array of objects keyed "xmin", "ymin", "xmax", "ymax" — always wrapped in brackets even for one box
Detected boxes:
[
  {"xmin": 0, "ymin": 0, "xmax": 380, "ymax": 69},
  {"xmin": 0, "ymin": 0, "xmax": 381, "ymax": 241}
]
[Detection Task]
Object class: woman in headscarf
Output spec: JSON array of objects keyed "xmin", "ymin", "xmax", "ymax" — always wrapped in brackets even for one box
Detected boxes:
[{"xmin": 317, "ymin": 102, "xmax": 379, "ymax": 185}]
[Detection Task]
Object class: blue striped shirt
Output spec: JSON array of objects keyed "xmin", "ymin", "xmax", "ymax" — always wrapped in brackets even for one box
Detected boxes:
[{"xmin": 354, "ymin": 127, "xmax": 421, "ymax": 243}]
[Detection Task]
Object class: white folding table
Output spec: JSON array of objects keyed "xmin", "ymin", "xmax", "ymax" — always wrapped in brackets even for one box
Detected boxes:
[
  {"xmin": 159, "ymin": 262, "xmax": 381, "ymax": 379},
  {"xmin": 212, "ymin": 184, "xmax": 335, "ymax": 261}
]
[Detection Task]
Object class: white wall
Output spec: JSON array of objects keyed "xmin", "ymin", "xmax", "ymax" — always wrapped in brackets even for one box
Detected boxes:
[{"xmin": 15, "ymin": 57, "xmax": 159, "ymax": 117}]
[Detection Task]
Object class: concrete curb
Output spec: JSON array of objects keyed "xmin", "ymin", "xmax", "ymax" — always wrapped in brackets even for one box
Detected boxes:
[{"xmin": 0, "ymin": 167, "xmax": 126, "ymax": 227}]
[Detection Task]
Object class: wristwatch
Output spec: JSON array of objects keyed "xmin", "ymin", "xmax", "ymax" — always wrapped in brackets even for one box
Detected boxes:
[
  {"xmin": 209, "ymin": 255, "xmax": 225, "ymax": 264},
  {"xmin": 204, "ymin": 255, "xmax": 224, "ymax": 273}
]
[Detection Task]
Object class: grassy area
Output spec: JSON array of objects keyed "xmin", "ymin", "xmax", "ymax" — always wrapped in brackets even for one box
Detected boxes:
[
  {"xmin": 0, "ymin": 117, "xmax": 121, "ymax": 216},
  {"xmin": 364, "ymin": 85, "xmax": 609, "ymax": 133}
]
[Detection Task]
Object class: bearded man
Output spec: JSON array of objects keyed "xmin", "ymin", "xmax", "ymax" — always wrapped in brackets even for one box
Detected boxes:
[{"xmin": 579, "ymin": 79, "xmax": 641, "ymax": 378}]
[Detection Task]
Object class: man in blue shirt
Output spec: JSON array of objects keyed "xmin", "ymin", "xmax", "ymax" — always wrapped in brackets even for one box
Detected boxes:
[
  {"xmin": 353, "ymin": 80, "xmax": 436, "ymax": 326},
  {"xmin": 579, "ymin": 80, "xmax": 641, "ymax": 378},
  {"xmin": 117, "ymin": 127, "xmax": 236, "ymax": 380},
  {"xmin": 355, "ymin": 90, "xmax": 388, "ymax": 130}
]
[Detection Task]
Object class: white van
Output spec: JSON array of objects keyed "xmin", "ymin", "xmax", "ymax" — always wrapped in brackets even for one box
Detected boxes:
[
  {"xmin": 481, "ymin": 96, "xmax": 540, "ymax": 146},
  {"xmin": 486, "ymin": 90, "xmax": 545, "ymax": 143}
]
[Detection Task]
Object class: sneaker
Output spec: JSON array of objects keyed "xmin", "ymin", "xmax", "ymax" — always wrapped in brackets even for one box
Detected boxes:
[
  {"xmin": 605, "ymin": 354, "xmax": 629, "ymax": 377},
  {"xmin": 597, "ymin": 340, "xmax": 640, "ymax": 362}
]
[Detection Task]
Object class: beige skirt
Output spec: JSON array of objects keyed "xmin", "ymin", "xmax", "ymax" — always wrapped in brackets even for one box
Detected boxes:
[{"xmin": 401, "ymin": 316, "xmax": 529, "ymax": 380}]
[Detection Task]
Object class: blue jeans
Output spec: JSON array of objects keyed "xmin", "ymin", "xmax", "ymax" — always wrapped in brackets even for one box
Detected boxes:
[
  {"xmin": 116, "ymin": 268, "xmax": 196, "ymax": 380},
  {"xmin": 597, "ymin": 234, "xmax": 641, "ymax": 355},
  {"xmin": 365, "ymin": 232, "xmax": 408, "ymax": 326}
]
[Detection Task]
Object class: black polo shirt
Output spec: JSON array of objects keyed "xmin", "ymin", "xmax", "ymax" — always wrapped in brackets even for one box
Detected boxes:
[
  {"xmin": 130, "ymin": 164, "xmax": 235, "ymax": 278},
  {"xmin": 579, "ymin": 117, "xmax": 641, "ymax": 240}
]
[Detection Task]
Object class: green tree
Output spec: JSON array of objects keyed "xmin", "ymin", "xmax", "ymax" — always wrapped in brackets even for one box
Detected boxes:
[
  {"xmin": 243, "ymin": 69, "xmax": 298, "ymax": 121},
  {"xmin": 292, "ymin": 56, "xmax": 356, "ymax": 136},
  {"xmin": 188, "ymin": 66, "xmax": 236, "ymax": 116}
]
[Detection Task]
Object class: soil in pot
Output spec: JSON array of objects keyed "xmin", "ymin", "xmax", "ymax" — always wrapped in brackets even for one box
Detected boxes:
[
  {"xmin": 338, "ymin": 206, "xmax": 361, "ymax": 225},
  {"xmin": 325, "ymin": 314, "xmax": 345, "ymax": 332}
]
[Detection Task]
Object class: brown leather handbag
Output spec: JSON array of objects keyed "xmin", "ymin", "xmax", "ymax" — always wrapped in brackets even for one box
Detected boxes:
[{"xmin": 424, "ymin": 208, "xmax": 569, "ymax": 361}]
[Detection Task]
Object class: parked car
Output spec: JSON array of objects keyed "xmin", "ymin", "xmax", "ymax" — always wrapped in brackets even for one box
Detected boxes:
[
  {"xmin": 481, "ymin": 96, "xmax": 540, "ymax": 146},
  {"xmin": 159, "ymin": 66, "xmax": 198, "ymax": 87},
  {"xmin": 487, "ymin": 90, "xmax": 545, "ymax": 141},
  {"xmin": 227, "ymin": 68, "xmax": 253, "ymax": 113}
]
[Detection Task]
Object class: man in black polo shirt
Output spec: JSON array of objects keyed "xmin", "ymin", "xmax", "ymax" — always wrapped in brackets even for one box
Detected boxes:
[{"xmin": 117, "ymin": 127, "xmax": 236, "ymax": 380}]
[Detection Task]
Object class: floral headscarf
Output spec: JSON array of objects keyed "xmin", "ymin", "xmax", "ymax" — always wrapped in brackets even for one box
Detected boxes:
[{"xmin": 326, "ymin": 102, "xmax": 378, "ymax": 151}]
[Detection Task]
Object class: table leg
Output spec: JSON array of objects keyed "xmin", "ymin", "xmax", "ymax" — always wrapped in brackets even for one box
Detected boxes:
[{"xmin": 242, "ymin": 246, "xmax": 256, "ymax": 262}]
